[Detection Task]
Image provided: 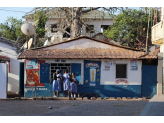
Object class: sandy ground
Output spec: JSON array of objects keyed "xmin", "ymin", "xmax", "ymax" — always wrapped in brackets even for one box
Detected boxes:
[{"xmin": 0, "ymin": 100, "xmax": 148, "ymax": 116}]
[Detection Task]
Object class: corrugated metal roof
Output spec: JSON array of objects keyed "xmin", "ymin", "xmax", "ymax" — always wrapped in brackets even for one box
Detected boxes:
[
  {"xmin": 18, "ymin": 49, "xmax": 153, "ymax": 59},
  {"xmin": 0, "ymin": 55, "xmax": 10, "ymax": 61},
  {"xmin": 23, "ymin": 9, "xmax": 113, "ymax": 20}
]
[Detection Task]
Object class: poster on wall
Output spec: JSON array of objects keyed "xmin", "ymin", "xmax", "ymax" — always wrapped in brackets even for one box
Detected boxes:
[
  {"xmin": 25, "ymin": 60, "xmax": 45, "ymax": 87},
  {"xmin": 26, "ymin": 59, "xmax": 38, "ymax": 69},
  {"xmin": 130, "ymin": 60, "xmax": 138, "ymax": 70}
]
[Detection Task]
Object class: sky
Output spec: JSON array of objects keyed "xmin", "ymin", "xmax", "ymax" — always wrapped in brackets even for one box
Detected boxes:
[
  {"xmin": 0, "ymin": 7, "xmax": 141, "ymax": 24},
  {"xmin": 0, "ymin": 7, "xmax": 34, "ymax": 23}
]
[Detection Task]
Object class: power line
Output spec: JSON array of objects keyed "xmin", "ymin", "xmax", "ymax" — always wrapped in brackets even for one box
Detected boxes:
[{"xmin": 0, "ymin": 8, "xmax": 29, "ymax": 13}]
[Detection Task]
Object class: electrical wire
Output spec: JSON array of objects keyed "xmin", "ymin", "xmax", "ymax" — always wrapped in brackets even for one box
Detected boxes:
[{"xmin": 0, "ymin": 8, "xmax": 34, "ymax": 13}]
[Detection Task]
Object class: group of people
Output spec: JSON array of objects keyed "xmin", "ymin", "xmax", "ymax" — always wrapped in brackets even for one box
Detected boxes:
[{"xmin": 52, "ymin": 69, "xmax": 78, "ymax": 99}]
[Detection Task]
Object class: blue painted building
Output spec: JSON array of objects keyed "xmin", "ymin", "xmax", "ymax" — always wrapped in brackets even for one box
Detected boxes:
[{"xmin": 18, "ymin": 36, "xmax": 159, "ymax": 99}]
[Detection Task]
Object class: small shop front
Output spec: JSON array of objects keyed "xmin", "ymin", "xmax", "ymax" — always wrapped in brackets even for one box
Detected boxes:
[
  {"xmin": 17, "ymin": 35, "xmax": 158, "ymax": 98},
  {"xmin": 23, "ymin": 58, "xmax": 143, "ymax": 99}
]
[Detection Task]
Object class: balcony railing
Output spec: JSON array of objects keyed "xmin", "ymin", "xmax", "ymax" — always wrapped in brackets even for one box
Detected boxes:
[{"xmin": 152, "ymin": 21, "xmax": 164, "ymax": 45}]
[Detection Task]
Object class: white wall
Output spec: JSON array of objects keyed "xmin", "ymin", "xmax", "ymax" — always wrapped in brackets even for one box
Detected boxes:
[
  {"xmin": 44, "ymin": 58, "xmax": 142, "ymax": 86},
  {"xmin": 43, "ymin": 38, "xmax": 123, "ymax": 50},
  {"xmin": 45, "ymin": 19, "xmax": 113, "ymax": 37},
  {"xmin": 0, "ymin": 63, "xmax": 7, "ymax": 98},
  {"xmin": 0, "ymin": 42, "xmax": 24, "ymax": 93},
  {"xmin": 100, "ymin": 59, "xmax": 142, "ymax": 85}
]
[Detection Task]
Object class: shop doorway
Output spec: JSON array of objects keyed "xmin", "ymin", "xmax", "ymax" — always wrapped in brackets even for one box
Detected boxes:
[{"xmin": 50, "ymin": 63, "xmax": 71, "ymax": 83}]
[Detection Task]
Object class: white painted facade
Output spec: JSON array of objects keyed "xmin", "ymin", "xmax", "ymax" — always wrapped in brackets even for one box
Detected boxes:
[
  {"xmin": 45, "ymin": 19, "xmax": 113, "ymax": 39},
  {"xmin": 100, "ymin": 59, "xmax": 142, "ymax": 85},
  {"xmin": 43, "ymin": 38, "xmax": 123, "ymax": 50},
  {"xmin": 23, "ymin": 37, "xmax": 142, "ymax": 86},
  {"xmin": 43, "ymin": 59, "xmax": 142, "ymax": 85},
  {"xmin": 0, "ymin": 42, "xmax": 24, "ymax": 93},
  {"xmin": 0, "ymin": 63, "xmax": 7, "ymax": 98}
]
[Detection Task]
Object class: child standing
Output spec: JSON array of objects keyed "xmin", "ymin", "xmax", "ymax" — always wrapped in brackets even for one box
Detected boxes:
[
  {"xmin": 70, "ymin": 72, "xmax": 78, "ymax": 99},
  {"xmin": 52, "ymin": 69, "xmax": 61, "ymax": 97},
  {"xmin": 63, "ymin": 69, "xmax": 70, "ymax": 97}
]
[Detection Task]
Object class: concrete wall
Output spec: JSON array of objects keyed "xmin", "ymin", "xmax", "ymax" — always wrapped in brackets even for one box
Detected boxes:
[
  {"xmin": 100, "ymin": 59, "xmax": 142, "ymax": 85},
  {"xmin": 0, "ymin": 42, "xmax": 24, "ymax": 93},
  {"xmin": 157, "ymin": 52, "xmax": 163, "ymax": 94},
  {"xmin": 45, "ymin": 19, "xmax": 113, "ymax": 38},
  {"xmin": 43, "ymin": 38, "xmax": 124, "ymax": 50}
]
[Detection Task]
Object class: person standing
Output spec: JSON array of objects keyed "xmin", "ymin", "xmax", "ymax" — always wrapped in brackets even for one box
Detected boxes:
[
  {"xmin": 63, "ymin": 69, "xmax": 70, "ymax": 97},
  {"xmin": 52, "ymin": 69, "xmax": 61, "ymax": 97},
  {"xmin": 70, "ymin": 72, "xmax": 78, "ymax": 99}
]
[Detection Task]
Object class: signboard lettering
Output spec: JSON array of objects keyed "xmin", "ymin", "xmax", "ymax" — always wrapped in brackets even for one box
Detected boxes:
[
  {"xmin": 115, "ymin": 79, "xmax": 129, "ymax": 84},
  {"xmin": 86, "ymin": 63, "xmax": 99, "ymax": 68}
]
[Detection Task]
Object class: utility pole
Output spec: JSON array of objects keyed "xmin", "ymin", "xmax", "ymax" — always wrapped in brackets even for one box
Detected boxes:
[
  {"xmin": 140, "ymin": 7, "xmax": 142, "ymax": 36},
  {"xmin": 146, "ymin": 7, "xmax": 151, "ymax": 52}
]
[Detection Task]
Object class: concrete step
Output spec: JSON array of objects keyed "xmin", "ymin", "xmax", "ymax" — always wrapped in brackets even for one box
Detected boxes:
[{"xmin": 53, "ymin": 97, "xmax": 69, "ymax": 100}]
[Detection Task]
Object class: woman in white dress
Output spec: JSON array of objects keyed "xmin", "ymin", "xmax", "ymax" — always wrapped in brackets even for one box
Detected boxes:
[{"xmin": 63, "ymin": 69, "xmax": 70, "ymax": 97}]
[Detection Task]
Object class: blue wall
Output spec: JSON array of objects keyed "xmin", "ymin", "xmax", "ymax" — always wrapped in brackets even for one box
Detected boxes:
[{"xmin": 24, "ymin": 83, "xmax": 141, "ymax": 98}]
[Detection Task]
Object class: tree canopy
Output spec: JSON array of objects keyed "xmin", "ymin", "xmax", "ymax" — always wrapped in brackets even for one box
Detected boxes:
[
  {"xmin": 0, "ymin": 17, "xmax": 26, "ymax": 43},
  {"xmin": 25, "ymin": 7, "xmax": 123, "ymax": 38},
  {"xmin": 104, "ymin": 8, "xmax": 160, "ymax": 47}
]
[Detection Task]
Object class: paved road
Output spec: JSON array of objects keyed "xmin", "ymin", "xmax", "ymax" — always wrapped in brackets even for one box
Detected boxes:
[{"xmin": 0, "ymin": 100, "xmax": 148, "ymax": 116}]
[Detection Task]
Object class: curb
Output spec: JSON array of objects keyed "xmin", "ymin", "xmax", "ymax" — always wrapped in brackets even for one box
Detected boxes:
[{"xmin": 0, "ymin": 97, "xmax": 148, "ymax": 101}]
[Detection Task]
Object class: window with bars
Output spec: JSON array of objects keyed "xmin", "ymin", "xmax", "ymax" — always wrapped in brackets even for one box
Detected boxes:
[{"xmin": 116, "ymin": 64, "xmax": 127, "ymax": 78}]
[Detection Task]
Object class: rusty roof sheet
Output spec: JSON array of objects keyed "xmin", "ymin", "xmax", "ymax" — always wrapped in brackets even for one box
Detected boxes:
[
  {"xmin": 0, "ymin": 55, "xmax": 10, "ymax": 61},
  {"xmin": 18, "ymin": 49, "xmax": 150, "ymax": 59},
  {"xmin": 137, "ymin": 36, "xmax": 154, "ymax": 46},
  {"xmin": 139, "ymin": 48, "xmax": 160, "ymax": 59}
]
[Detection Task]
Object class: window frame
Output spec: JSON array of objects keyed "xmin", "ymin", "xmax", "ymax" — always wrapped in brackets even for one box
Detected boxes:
[{"xmin": 115, "ymin": 63, "xmax": 128, "ymax": 79}]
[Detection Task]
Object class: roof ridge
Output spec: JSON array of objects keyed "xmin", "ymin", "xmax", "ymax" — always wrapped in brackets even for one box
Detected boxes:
[{"xmin": 29, "ymin": 35, "xmax": 144, "ymax": 52}]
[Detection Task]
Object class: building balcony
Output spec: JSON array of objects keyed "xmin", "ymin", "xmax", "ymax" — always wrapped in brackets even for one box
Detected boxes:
[{"xmin": 152, "ymin": 21, "xmax": 164, "ymax": 45}]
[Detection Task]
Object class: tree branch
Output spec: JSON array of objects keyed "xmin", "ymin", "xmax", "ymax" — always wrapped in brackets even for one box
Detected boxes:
[{"xmin": 82, "ymin": 7, "xmax": 101, "ymax": 13}]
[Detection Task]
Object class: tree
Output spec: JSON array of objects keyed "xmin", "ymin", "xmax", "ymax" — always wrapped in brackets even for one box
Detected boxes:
[
  {"xmin": 32, "ymin": 10, "xmax": 48, "ymax": 47},
  {"xmin": 0, "ymin": 17, "xmax": 26, "ymax": 43},
  {"xmin": 103, "ymin": 8, "xmax": 160, "ymax": 47},
  {"xmin": 25, "ymin": 7, "xmax": 123, "ymax": 38}
]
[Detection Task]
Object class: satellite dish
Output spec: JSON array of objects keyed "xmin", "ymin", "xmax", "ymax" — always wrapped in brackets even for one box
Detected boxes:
[
  {"xmin": 44, "ymin": 39, "xmax": 51, "ymax": 46},
  {"xmin": 21, "ymin": 23, "xmax": 35, "ymax": 36},
  {"xmin": 21, "ymin": 23, "xmax": 35, "ymax": 49},
  {"xmin": 24, "ymin": 38, "xmax": 33, "ymax": 49},
  {"xmin": 51, "ymin": 36, "xmax": 54, "ymax": 43}
]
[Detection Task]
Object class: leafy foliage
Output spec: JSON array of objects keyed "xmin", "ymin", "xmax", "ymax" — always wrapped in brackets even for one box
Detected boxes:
[
  {"xmin": 104, "ymin": 8, "xmax": 160, "ymax": 47},
  {"xmin": 32, "ymin": 10, "xmax": 48, "ymax": 47},
  {"xmin": 0, "ymin": 17, "xmax": 26, "ymax": 43}
]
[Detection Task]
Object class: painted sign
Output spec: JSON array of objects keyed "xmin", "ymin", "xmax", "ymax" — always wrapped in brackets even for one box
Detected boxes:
[
  {"xmin": 90, "ymin": 67, "xmax": 96, "ymax": 82},
  {"xmin": 61, "ymin": 60, "xmax": 66, "ymax": 62},
  {"xmin": 55, "ymin": 59, "xmax": 60, "ymax": 62},
  {"xmin": 130, "ymin": 60, "xmax": 138, "ymax": 70},
  {"xmin": 26, "ymin": 59, "xmax": 38, "ymax": 69},
  {"xmin": 86, "ymin": 63, "xmax": 99, "ymax": 68},
  {"xmin": 84, "ymin": 60, "xmax": 101, "ymax": 87},
  {"xmin": 105, "ymin": 61, "xmax": 110, "ymax": 68},
  {"xmin": 25, "ymin": 60, "xmax": 45, "ymax": 87},
  {"xmin": 115, "ymin": 79, "xmax": 129, "ymax": 84}
]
